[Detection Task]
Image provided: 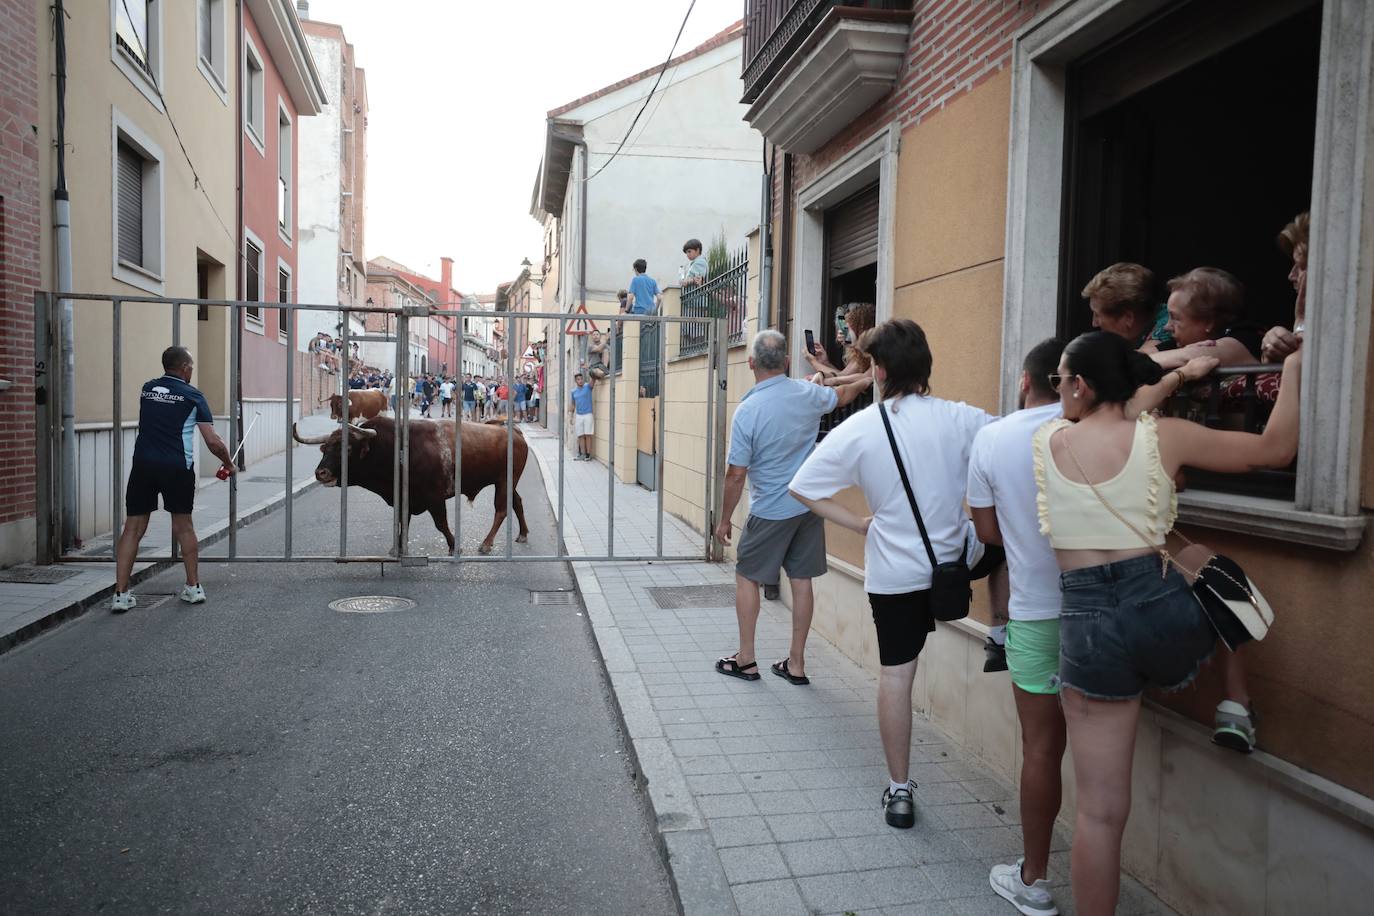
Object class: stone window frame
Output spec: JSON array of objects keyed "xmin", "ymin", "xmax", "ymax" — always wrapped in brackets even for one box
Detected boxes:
[
  {"xmin": 1002, "ymin": 0, "xmax": 1371, "ymax": 551},
  {"xmin": 787, "ymin": 123, "xmax": 900, "ymax": 374},
  {"xmin": 110, "ymin": 107, "xmax": 165, "ymax": 295}
]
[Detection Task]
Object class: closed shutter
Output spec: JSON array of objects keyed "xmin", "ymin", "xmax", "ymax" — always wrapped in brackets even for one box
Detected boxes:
[
  {"xmin": 116, "ymin": 141, "xmax": 143, "ymax": 267},
  {"xmin": 825, "ymin": 185, "xmax": 880, "ymax": 276}
]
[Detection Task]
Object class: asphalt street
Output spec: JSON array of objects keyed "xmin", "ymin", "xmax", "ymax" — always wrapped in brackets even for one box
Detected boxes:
[{"xmin": 0, "ymin": 439, "xmax": 677, "ymax": 915}]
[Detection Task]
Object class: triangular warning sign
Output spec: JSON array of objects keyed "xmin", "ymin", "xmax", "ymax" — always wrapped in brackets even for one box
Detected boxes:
[{"xmin": 566, "ymin": 302, "xmax": 599, "ymax": 336}]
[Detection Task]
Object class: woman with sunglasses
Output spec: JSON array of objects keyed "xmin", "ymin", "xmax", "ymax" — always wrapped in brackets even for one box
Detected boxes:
[{"xmin": 1033, "ymin": 331, "xmax": 1301, "ymax": 916}]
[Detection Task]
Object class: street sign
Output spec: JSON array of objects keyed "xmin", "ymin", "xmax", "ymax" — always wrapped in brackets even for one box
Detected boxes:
[{"xmin": 566, "ymin": 303, "xmax": 598, "ymax": 336}]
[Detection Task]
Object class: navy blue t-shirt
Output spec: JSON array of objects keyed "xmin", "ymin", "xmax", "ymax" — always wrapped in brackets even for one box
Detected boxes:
[
  {"xmin": 132, "ymin": 375, "xmax": 214, "ymax": 470},
  {"xmin": 462, "ymin": 381, "xmax": 478, "ymax": 402}
]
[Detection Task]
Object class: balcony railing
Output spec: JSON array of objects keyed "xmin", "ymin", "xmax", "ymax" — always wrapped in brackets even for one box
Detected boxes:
[
  {"xmin": 613, "ymin": 320, "xmax": 625, "ymax": 375},
  {"xmin": 816, "ymin": 385, "xmax": 873, "ymax": 441},
  {"xmin": 742, "ymin": 0, "xmax": 911, "ymax": 103},
  {"xmin": 639, "ymin": 321, "xmax": 661, "ymax": 398},
  {"xmin": 679, "ymin": 246, "xmax": 748, "ymax": 359}
]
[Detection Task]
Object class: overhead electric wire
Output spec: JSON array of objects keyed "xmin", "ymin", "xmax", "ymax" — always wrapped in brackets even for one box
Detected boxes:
[{"xmin": 585, "ymin": 0, "xmax": 696, "ymax": 181}]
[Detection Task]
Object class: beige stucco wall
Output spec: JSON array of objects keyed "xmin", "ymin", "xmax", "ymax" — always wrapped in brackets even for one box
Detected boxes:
[{"xmin": 39, "ymin": 0, "xmax": 238, "ymax": 423}]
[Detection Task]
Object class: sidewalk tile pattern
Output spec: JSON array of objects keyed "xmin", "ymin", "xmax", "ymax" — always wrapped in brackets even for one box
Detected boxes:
[{"xmin": 524, "ymin": 427, "xmax": 1175, "ymax": 916}]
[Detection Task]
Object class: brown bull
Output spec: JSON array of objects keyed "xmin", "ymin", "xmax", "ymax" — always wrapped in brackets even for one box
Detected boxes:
[
  {"xmin": 327, "ymin": 389, "xmax": 388, "ymax": 421},
  {"xmin": 292, "ymin": 416, "xmax": 528, "ymax": 554}
]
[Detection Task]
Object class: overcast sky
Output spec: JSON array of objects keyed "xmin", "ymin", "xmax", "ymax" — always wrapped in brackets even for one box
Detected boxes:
[{"xmin": 309, "ymin": 0, "xmax": 746, "ymax": 295}]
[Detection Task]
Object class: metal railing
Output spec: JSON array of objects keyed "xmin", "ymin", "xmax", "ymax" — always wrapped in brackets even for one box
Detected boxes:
[
  {"xmin": 679, "ymin": 246, "xmax": 747, "ymax": 358},
  {"xmin": 639, "ymin": 321, "xmax": 661, "ymax": 398},
  {"xmin": 35, "ymin": 294, "xmax": 717, "ymax": 565},
  {"xmin": 1167, "ymin": 363, "xmax": 1295, "ymax": 500},
  {"xmin": 816, "ymin": 385, "xmax": 873, "ymax": 441},
  {"xmin": 742, "ymin": 1, "xmax": 911, "ymax": 102},
  {"xmin": 613, "ymin": 320, "xmax": 625, "ymax": 375}
]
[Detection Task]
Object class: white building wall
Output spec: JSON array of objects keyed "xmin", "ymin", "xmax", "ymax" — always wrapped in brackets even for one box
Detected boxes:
[
  {"xmin": 296, "ymin": 31, "xmax": 344, "ymax": 343},
  {"xmin": 560, "ymin": 39, "xmax": 762, "ymax": 303}
]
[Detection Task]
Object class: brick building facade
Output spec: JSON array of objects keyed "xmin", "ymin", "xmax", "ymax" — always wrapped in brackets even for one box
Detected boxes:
[{"xmin": 0, "ymin": 0, "xmax": 41, "ymax": 565}]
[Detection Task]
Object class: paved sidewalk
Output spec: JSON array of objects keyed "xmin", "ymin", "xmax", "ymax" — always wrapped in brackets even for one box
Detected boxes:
[{"xmin": 524, "ymin": 426, "xmax": 1173, "ymax": 916}]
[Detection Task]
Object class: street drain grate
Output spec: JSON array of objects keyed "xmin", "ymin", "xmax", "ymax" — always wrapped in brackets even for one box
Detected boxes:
[
  {"xmin": 646, "ymin": 585, "xmax": 737, "ymax": 609},
  {"xmin": 329, "ymin": 595, "xmax": 417, "ymax": 614},
  {"xmin": 132, "ymin": 594, "xmax": 177, "ymax": 609},
  {"xmin": 0, "ymin": 566, "xmax": 83, "ymax": 585},
  {"xmin": 529, "ymin": 590, "xmax": 577, "ymax": 607}
]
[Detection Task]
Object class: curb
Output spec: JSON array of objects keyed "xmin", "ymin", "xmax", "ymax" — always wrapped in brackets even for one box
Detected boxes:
[
  {"xmin": 0, "ymin": 476, "xmax": 320, "ymax": 656},
  {"xmin": 527, "ymin": 435, "xmax": 739, "ymax": 916}
]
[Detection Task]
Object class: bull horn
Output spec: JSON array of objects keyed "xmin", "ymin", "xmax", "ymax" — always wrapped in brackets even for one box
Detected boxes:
[
  {"xmin": 291, "ymin": 423, "xmax": 331, "ymax": 445},
  {"xmin": 347, "ymin": 423, "xmax": 378, "ymax": 439}
]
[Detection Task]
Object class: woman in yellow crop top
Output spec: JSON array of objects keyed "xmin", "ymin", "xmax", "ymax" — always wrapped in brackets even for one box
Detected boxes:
[{"xmin": 1034, "ymin": 330, "xmax": 1301, "ymax": 916}]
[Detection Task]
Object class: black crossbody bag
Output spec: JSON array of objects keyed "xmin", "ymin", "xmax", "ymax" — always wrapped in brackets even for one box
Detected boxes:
[{"xmin": 878, "ymin": 402, "xmax": 972, "ymax": 621}]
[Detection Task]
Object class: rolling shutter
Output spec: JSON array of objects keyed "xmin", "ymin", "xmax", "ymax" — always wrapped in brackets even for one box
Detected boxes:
[
  {"xmin": 826, "ymin": 185, "xmax": 879, "ymax": 276},
  {"xmin": 116, "ymin": 141, "xmax": 143, "ymax": 267}
]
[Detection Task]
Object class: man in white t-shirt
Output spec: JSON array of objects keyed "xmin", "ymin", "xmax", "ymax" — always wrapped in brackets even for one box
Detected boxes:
[
  {"xmin": 966, "ymin": 338, "xmax": 1068, "ymax": 916},
  {"xmin": 967, "ymin": 338, "xmax": 1217, "ymax": 915},
  {"xmin": 439, "ymin": 378, "xmax": 455, "ymax": 417}
]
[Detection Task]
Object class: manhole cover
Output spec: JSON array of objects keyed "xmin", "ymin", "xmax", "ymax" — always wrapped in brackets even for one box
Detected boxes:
[
  {"xmin": 646, "ymin": 585, "xmax": 737, "ymax": 609},
  {"xmin": 0, "ymin": 566, "xmax": 83, "ymax": 585},
  {"xmin": 529, "ymin": 590, "xmax": 576, "ymax": 606},
  {"xmin": 329, "ymin": 595, "xmax": 417, "ymax": 614}
]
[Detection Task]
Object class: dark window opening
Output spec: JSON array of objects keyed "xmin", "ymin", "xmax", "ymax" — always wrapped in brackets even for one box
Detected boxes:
[
  {"xmin": 245, "ymin": 240, "xmax": 262, "ymax": 322},
  {"xmin": 817, "ymin": 184, "xmax": 879, "ymax": 441},
  {"xmin": 1061, "ymin": 0, "xmax": 1321, "ymax": 498},
  {"xmin": 278, "ymin": 267, "xmax": 290, "ymax": 336},
  {"xmin": 197, "ymin": 258, "xmax": 209, "ymax": 320}
]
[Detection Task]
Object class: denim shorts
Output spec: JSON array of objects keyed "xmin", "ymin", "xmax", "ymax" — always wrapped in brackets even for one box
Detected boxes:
[{"xmin": 1059, "ymin": 555, "xmax": 1215, "ymax": 700}]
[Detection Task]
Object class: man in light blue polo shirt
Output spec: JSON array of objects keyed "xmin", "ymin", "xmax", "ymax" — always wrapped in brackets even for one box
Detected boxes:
[
  {"xmin": 568, "ymin": 371, "xmax": 596, "ymax": 460},
  {"xmin": 714, "ymin": 329, "xmax": 873, "ymax": 685}
]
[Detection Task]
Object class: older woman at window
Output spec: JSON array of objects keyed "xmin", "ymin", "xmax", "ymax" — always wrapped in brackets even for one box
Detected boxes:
[
  {"xmin": 1151, "ymin": 267, "xmax": 1262, "ymax": 369},
  {"xmin": 1081, "ymin": 262, "xmax": 1172, "ymax": 351}
]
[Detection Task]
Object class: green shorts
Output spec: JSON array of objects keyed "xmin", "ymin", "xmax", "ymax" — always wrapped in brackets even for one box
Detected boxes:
[{"xmin": 1006, "ymin": 618, "xmax": 1061, "ymax": 695}]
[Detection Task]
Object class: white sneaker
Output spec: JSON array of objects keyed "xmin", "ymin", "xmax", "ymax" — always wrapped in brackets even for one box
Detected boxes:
[
  {"xmin": 179, "ymin": 584, "xmax": 207, "ymax": 604},
  {"xmin": 110, "ymin": 591, "xmax": 136, "ymax": 613},
  {"xmin": 990, "ymin": 859, "xmax": 1058, "ymax": 916}
]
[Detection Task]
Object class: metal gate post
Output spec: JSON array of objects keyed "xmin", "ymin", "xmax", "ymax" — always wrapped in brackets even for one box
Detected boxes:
[
  {"xmin": 393, "ymin": 311, "xmax": 405, "ymax": 557},
  {"xmin": 228, "ymin": 302, "xmax": 240, "ymax": 558},
  {"xmin": 709, "ymin": 309, "xmax": 729, "ymax": 562},
  {"xmin": 556, "ymin": 315, "xmax": 566, "ymax": 557},
  {"xmin": 398, "ymin": 312, "xmax": 411, "ymax": 553},
  {"xmin": 34, "ymin": 292, "xmax": 57, "ymax": 563},
  {"xmin": 656, "ymin": 313, "xmax": 667, "ymax": 558},
  {"xmin": 505, "ymin": 312, "xmax": 516, "ymax": 557},
  {"xmin": 452, "ymin": 315, "xmax": 462, "ymax": 556},
  {"xmin": 112, "ymin": 298, "xmax": 123, "ymax": 545},
  {"xmin": 338, "ymin": 307, "xmax": 351, "ymax": 556},
  {"xmin": 284, "ymin": 310, "xmax": 295, "ymax": 559},
  {"xmin": 170, "ymin": 301, "xmax": 180, "ymax": 563},
  {"xmin": 606, "ymin": 316, "xmax": 616, "ymax": 558}
]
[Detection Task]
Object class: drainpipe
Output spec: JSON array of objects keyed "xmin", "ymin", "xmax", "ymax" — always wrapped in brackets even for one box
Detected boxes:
[
  {"xmin": 758, "ymin": 141, "xmax": 774, "ymax": 329},
  {"xmin": 52, "ymin": 0, "xmax": 78, "ymax": 547},
  {"xmin": 778, "ymin": 152, "xmax": 794, "ymax": 346},
  {"xmin": 576, "ymin": 138, "xmax": 588, "ymax": 312}
]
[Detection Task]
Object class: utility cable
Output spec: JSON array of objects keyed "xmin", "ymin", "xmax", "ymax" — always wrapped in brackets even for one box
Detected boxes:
[{"xmin": 585, "ymin": 0, "xmax": 696, "ymax": 182}]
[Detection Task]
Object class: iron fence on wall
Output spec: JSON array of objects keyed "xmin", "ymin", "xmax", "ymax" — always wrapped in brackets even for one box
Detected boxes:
[
  {"xmin": 640, "ymin": 321, "xmax": 661, "ymax": 398},
  {"xmin": 679, "ymin": 246, "xmax": 747, "ymax": 358},
  {"xmin": 614, "ymin": 320, "xmax": 625, "ymax": 375}
]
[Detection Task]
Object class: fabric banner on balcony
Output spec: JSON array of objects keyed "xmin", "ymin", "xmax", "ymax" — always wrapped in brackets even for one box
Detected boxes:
[{"xmin": 825, "ymin": 184, "xmax": 880, "ymax": 276}]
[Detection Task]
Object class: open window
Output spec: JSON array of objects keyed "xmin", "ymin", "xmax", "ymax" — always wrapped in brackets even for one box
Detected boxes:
[{"xmin": 1059, "ymin": 1, "xmax": 1322, "ymax": 500}]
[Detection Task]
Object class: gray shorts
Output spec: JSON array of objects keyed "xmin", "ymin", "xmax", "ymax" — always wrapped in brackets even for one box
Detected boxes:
[{"xmin": 735, "ymin": 512, "xmax": 827, "ymax": 585}]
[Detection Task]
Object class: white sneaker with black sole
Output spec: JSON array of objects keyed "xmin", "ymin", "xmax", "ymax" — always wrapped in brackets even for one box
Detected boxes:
[{"xmin": 989, "ymin": 859, "xmax": 1058, "ymax": 915}]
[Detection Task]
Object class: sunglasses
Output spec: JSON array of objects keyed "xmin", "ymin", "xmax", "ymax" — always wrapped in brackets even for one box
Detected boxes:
[{"xmin": 1047, "ymin": 373, "xmax": 1078, "ymax": 389}]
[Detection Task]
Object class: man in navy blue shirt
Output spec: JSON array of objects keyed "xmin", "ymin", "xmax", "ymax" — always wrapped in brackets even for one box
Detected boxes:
[{"xmin": 112, "ymin": 347, "xmax": 235, "ymax": 613}]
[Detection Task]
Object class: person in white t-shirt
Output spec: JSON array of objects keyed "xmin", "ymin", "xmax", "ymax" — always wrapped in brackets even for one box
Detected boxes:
[
  {"xmin": 439, "ymin": 378, "xmax": 455, "ymax": 417},
  {"xmin": 790, "ymin": 318, "xmax": 1006, "ymax": 831},
  {"xmin": 968, "ymin": 338, "xmax": 1218, "ymax": 916}
]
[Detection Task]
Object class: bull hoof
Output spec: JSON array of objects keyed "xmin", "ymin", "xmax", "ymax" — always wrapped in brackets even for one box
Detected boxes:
[
  {"xmin": 515, "ymin": 535, "xmax": 528, "ymax": 544},
  {"xmin": 478, "ymin": 543, "xmax": 493, "ymax": 555}
]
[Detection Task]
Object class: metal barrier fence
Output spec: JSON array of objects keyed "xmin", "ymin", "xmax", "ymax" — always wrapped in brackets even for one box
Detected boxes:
[
  {"xmin": 680, "ymin": 246, "xmax": 748, "ymax": 357},
  {"xmin": 34, "ymin": 294, "xmax": 723, "ymax": 566}
]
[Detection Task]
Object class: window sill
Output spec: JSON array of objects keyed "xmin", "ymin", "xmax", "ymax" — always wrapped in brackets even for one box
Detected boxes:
[
  {"xmin": 246, "ymin": 124, "xmax": 265, "ymax": 157},
  {"xmin": 114, "ymin": 259, "xmax": 164, "ymax": 295},
  {"xmin": 244, "ymin": 315, "xmax": 265, "ymax": 336},
  {"xmin": 113, "ymin": 45, "xmax": 163, "ymax": 112},
  {"xmin": 278, "ymin": 225, "xmax": 292, "ymax": 247},
  {"xmin": 1176, "ymin": 490, "xmax": 1366, "ymax": 552},
  {"xmin": 198, "ymin": 57, "xmax": 228, "ymax": 105}
]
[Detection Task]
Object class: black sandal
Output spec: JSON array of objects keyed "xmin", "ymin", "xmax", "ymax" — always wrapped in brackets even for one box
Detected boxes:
[
  {"xmin": 771, "ymin": 659, "xmax": 810, "ymax": 685},
  {"xmin": 715, "ymin": 655, "xmax": 761, "ymax": 681}
]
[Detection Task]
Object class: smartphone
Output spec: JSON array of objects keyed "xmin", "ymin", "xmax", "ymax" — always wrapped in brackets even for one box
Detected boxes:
[{"xmin": 804, "ymin": 329, "xmax": 816, "ymax": 357}]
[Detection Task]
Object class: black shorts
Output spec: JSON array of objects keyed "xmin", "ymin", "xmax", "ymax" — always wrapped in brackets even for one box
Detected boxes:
[
  {"xmin": 867, "ymin": 545, "xmax": 1006, "ymax": 667},
  {"xmin": 125, "ymin": 462, "xmax": 197, "ymax": 516}
]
